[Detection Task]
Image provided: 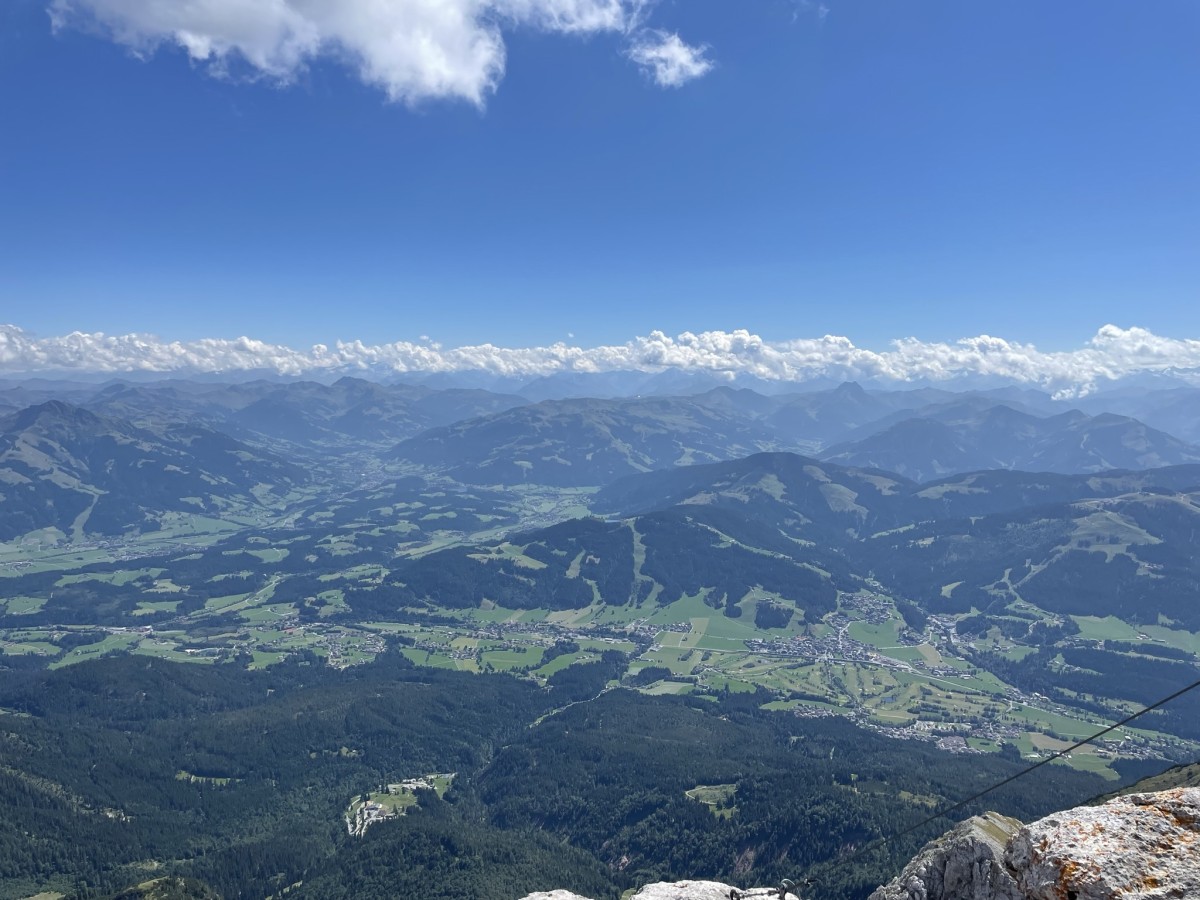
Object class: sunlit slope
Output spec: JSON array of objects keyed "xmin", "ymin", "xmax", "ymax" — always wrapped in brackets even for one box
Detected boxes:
[
  {"xmin": 592, "ymin": 451, "xmax": 912, "ymax": 539},
  {"xmin": 593, "ymin": 450, "xmax": 1200, "ymax": 536},
  {"xmin": 862, "ymin": 490, "xmax": 1200, "ymax": 627},
  {"xmin": 364, "ymin": 510, "xmax": 844, "ymax": 622}
]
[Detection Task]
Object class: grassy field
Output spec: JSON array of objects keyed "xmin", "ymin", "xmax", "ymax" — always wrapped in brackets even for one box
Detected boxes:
[
  {"xmin": 0, "ymin": 596, "xmax": 47, "ymax": 615},
  {"xmin": 176, "ymin": 771, "xmax": 239, "ymax": 786},
  {"xmin": 685, "ymin": 783, "xmax": 737, "ymax": 819},
  {"xmin": 1071, "ymin": 616, "xmax": 1143, "ymax": 641}
]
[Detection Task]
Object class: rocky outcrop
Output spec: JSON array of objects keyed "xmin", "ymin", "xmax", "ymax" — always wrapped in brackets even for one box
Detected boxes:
[
  {"xmin": 1008, "ymin": 787, "xmax": 1200, "ymax": 900},
  {"xmin": 632, "ymin": 883, "xmax": 795, "ymax": 900},
  {"xmin": 520, "ymin": 882, "xmax": 800, "ymax": 900},
  {"xmin": 870, "ymin": 788, "xmax": 1200, "ymax": 900},
  {"xmin": 867, "ymin": 811, "xmax": 1024, "ymax": 900}
]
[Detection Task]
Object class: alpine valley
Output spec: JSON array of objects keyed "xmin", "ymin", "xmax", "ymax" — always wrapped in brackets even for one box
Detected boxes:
[{"xmin": 2, "ymin": 374, "xmax": 1200, "ymax": 900}]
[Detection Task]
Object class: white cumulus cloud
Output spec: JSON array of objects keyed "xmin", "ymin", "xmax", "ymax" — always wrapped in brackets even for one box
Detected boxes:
[
  {"xmin": 627, "ymin": 29, "xmax": 712, "ymax": 88},
  {"xmin": 3, "ymin": 324, "xmax": 1200, "ymax": 394},
  {"xmin": 48, "ymin": 0, "xmax": 688, "ymax": 105}
]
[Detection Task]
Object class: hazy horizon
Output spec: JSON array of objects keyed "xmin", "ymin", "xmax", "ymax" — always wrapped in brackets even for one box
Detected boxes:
[{"xmin": 2, "ymin": 323, "xmax": 1199, "ymax": 398}]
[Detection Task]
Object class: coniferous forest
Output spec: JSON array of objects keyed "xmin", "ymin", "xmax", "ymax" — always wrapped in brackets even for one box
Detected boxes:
[{"xmin": 0, "ymin": 650, "xmax": 1113, "ymax": 900}]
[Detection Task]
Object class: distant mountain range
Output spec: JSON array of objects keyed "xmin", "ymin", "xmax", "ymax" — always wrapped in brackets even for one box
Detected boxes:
[
  {"xmin": 82, "ymin": 377, "xmax": 529, "ymax": 451},
  {"xmin": 390, "ymin": 395, "xmax": 787, "ymax": 486},
  {"xmin": 1075, "ymin": 385, "xmax": 1200, "ymax": 445},
  {"xmin": 3, "ymin": 378, "xmax": 1200, "ymax": 544},
  {"xmin": 392, "ymin": 386, "xmax": 1200, "ymax": 485},
  {"xmin": 0, "ymin": 401, "xmax": 306, "ymax": 540},
  {"xmin": 0, "ymin": 377, "xmax": 528, "ymax": 454},
  {"xmin": 818, "ymin": 401, "xmax": 1200, "ymax": 481}
]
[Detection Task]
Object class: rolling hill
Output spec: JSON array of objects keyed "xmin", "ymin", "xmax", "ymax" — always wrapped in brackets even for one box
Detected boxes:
[
  {"xmin": 819, "ymin": 403, "xmax": 1200, "ymax": 480},
  {"xmin": 0, "ymin": 401, "xmax": 307, "ymax": 540},
  {"xmin": 85, "ymin": 377, "xmax": 529, "ymax": 451},
  {"xmin": 389, "ymin": 396, "xmax": 788, "ymax": 486},
  {"xmin": 593, "ymin": 450, "xmax": 1200, "ymax": 536},
  {"xmin": 371, "ymin": 506, "xmax": 846, "ymax": 624}
]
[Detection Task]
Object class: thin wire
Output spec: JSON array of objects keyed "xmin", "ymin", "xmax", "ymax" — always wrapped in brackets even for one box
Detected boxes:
[{"xmin": 804, "ymin": 674, "xmax": 1200, "ymax": 886}]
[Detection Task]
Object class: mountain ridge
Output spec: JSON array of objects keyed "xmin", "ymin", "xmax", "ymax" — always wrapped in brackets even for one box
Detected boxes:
[
  {"xmin": 0, "ymin": 400, "xmax": 307, "ymax": 540},
  {"xmin": 819, "ymin": 403, "xmax": 1200, "ymax": 481}
]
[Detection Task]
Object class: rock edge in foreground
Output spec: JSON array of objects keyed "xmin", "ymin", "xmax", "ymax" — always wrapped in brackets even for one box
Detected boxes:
[
  {"xmin": 871, "ymin": 787, "xmax": 1200, "ymax": 900},
  {"xmin": 521, "ymin": 881, "xmax": 801, "ymax": 900}
]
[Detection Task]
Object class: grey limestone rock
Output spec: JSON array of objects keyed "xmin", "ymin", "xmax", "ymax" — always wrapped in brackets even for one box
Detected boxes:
[
  {"xmin": 871, "ymin": 787, "xmax": 1200, "ymax": 900},
  {"xmin": 632, "ymin": 882, "xmax": 773, "ymax": 900},
  {"xmin": 519, "ymin": 882, "xmax": 799, "ymax": 900},
  {"xmin": 867, "ymin": 811, "xmax": 1024, "ymax": 900},
  {"xmin": 1008, "ymin": 787, "xmax": 1200, "ymax": 900}
]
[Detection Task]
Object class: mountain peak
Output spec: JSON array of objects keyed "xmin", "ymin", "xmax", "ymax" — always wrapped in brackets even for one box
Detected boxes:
[
  {"xmin": 6, "ymin": 399, "xmax": 104, "ymax": 433},
  {"xmin": 332, "ymin": 375, "xmax": 375, "ymax": 390}
]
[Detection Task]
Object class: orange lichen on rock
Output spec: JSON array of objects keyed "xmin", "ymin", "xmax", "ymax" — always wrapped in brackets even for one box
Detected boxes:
[{"xmin": 1007, "ymin": 787, "xmax": 1200, "ymax": 900}]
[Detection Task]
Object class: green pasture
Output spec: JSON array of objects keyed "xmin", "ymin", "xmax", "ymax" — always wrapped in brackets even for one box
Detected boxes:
[
  {"xmin": 1071, "ymin": 616, "xmax": 1143, "ymax": 641},
  {"xmin": 50, "ymin": 633, "xmax": 142, "ymax": 668},
  {"xmin": 685, "ymin": 783, "xmax": 737, "ymax": 819},
  {"xmin": 0, "ymin": 596, "xmax": 46, "ymax": 615},
  {"xmin": 847, "ymin": 618, "xmax": 902, "ymax": 646},
  {"xmin": 134, "ymin": 600, "xmax": 180, "ymax": 616}
]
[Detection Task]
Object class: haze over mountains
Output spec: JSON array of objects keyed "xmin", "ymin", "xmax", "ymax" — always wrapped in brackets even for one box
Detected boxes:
[
  {"xmin": 390, "ymin": 383, "xmax": 1200, "ymax": 487},
  {"xmin": 390, "ymin": 395, "xmax": 785, "ymax": 486},
  {"xmin": 0, "ymin": 401, "xmax": 306, "ymax": 540},
  {"xmin": 819, "ymin": 401, "xmax": 1200, "ymax": 482},
  {"xmin": 4, "ymin": 377, "xmax": 1200, "ymax": 542}
]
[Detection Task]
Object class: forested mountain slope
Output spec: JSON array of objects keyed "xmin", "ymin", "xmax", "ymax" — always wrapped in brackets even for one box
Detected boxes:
[
  {"xmin": 819, "ymin": 403, "xmax": 1200, "ymax": 481},
  {"xmin": 390, "ymin": 396, "xmax": 787, "ymax": 486},
  {"xmin": 0, "ymin": 653, "xmax": 1111, "ymax": 900},
  {"xmin": 0, "ymin": 401, "xmax": 306, "ymax": 540}
]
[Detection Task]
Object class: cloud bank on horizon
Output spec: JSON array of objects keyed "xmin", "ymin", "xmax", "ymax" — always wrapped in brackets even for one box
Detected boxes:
[
  {"xmin": 2, "ymin": 325, "xmax": 1199, "ymax": 395},
  {"xmin": 48, "ymin": 0, "xmax": 713, "ymax": 104}
]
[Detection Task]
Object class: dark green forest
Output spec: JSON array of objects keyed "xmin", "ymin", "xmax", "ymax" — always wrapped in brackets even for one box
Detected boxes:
[{"xmin": 0, "ymin": 652, "xmax": 1112, "ymax": 900}]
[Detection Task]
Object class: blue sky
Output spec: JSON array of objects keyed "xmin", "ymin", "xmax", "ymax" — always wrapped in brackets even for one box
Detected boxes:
[{"xmin": 1, "ymin": 0, "xmax": 1198, "ymax": 356}]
